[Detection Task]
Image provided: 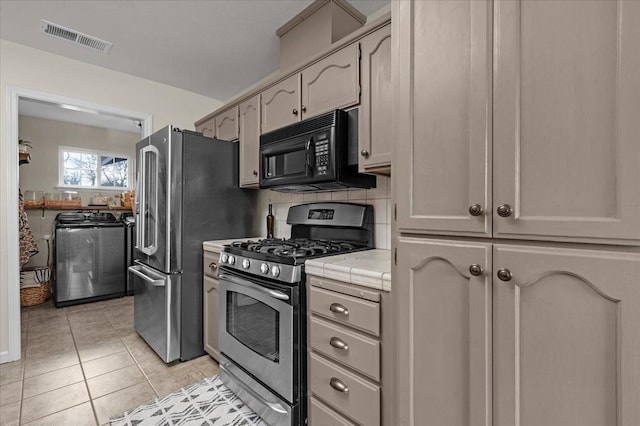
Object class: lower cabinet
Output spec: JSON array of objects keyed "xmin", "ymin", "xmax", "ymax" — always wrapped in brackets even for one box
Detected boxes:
[
  {"xmin": 203, "ymin": 248, "xmax": 221, "ymax": 361},
  {"xmin": 395, "ymin": 237, "xmax": 640, "ymax": 426},
  {"xmin": 203, "ymin": 276, "xmax": 219, "ymax": 361},
  {"xmin": 307, "ymin": 275, "xmax": 393, "ymax": 426}
]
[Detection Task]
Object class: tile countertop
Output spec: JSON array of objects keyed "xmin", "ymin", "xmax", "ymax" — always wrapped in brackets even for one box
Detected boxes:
[
  {"xmin": 305, "ymin": 249, "xmax": 391, "ymax": 292},
  {"xmin": 202, "ymin": 237, "xmax": 263, "ymax": 251}
]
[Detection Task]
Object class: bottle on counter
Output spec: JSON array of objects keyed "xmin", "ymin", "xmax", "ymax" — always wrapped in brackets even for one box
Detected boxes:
[{"xmin": 266, "ymin": 203, "xmax": 274, "ymax": 239}]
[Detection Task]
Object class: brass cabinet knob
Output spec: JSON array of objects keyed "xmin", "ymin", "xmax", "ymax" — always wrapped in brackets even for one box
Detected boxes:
[
  {"xmin": 329, "ymin": 303, "xmax": 349, "ymax": 316},
  {"xmin": 292, "ymin": 108, "xmax": 298, "ymax": 116},
  {"xmin": 329, "ymin": 377, "xmax": 349, "ymax": 393},
  {"xmin": 209, "ymin": 262, "xmax": 218, "ymax": 270},
  {"xmin": 469, "ymin": 264, "xmax": 483, "ymax": 276},
  {"xmin": 329, "ymin": 337, "xmax": 349, "ymax": 351},
  {"xmin": 360, "ymin": 149, "xmax": 370, "ymax": 158},
  {"xmin": 497, "ymin": 268, "xmax": 512, "ymax": 281},
  {"xmin": 497, "ymin": 204, "xmax": 512, "ymax": 217},
  {"xmin": 468, "ymin": 204, "xmax": 483, "ymax": 216},
  {"xmin": 252, "ymin": 170, "xmax": 258, "ymax": 176},
  {"xmin": 301, "ymin": 105, "xmax": 307, "ymax": 113}
]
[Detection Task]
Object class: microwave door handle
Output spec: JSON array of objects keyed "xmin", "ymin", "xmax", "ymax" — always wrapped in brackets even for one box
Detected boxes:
[{"xmin": 305, "ymin": 137, "xmax": 315, "ymax": 176}]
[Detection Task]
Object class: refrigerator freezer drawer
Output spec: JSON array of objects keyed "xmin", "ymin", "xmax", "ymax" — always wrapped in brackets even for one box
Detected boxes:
[{"xmin": 130, "ymin": 264, "xmax": 181, "ymax": 362}]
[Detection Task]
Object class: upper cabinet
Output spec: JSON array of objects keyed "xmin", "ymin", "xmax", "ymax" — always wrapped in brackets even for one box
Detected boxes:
[
  {"xmin": 300, "ymin": 43, "xmax": 360, "ymax": 119},
  {"xmin": 395, "ymin": 0, "xmax": 492, "ymax": 238},
  {"xmin": 262, "ymin": 44, "xmax": 360, "ymax": 135},
  {"xmin": 215, "ymin": 106, "xmax": 239, "ymax": 141},
  {"xmin": 239, "ymin": 95, "xmax": 261, "ymax": 188},
  {"xmin": 395, "ymin": 0, "xmax": 640, "ymax": 245},
  {"xmin": 261, "ymin": 74, "xmax": 301, "ymax": 134},
  {"xmin": 196, "ymin": 117, "xmax": 215, "ymax": 138},
  {"xmin": 359, "ymin": 24, "xmax": 392, "ymax": 174},
  {"xmin": 493, "ymin": 0, "xmax": 640, "ymax": 243}
]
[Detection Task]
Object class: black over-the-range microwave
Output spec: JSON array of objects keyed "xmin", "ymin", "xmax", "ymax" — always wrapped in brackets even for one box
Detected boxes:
[{"xmin": 259, "ymin": 109, "xmax": 376, "ymax": 192}]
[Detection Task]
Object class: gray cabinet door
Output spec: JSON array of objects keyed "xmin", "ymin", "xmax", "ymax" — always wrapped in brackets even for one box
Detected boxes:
[
  {"xmin": 493, "ymin": 244, "xmax": 640, "ymax": 426},
  {"xmin": 196, "ymin": 117, "xmax": 214, "ymax": 138},
  {"xmin": 239, "ymin": 95, "xmax": 261, "ymax": 187},
  {"xmin": 261, "ymin": 74, "xmax": 301, "ymax": 134},
  {"xmin": 359, "ymin": 24, "xmax": 392, "ymax": 174},
  {"xmin": 396, "ymin": 237, "xmax": 492, "ymax": 426},
  {"xmin": 215, "ymin": 106, "xmax": 239, "ymax": 141},
  {"xmin": 394, "ymin": 0, "xmax": 492, "ymax": 238},
  {"xmin": 493, "ymin": 0, "xmax": 640, "ymax": 244},
  {"xmin": 203, "ymin": 275, "xmax": 219, "ymax": 361},
  {"xmin": 301, "ymin": 43, "xmax": 360, "ymax": 120}
]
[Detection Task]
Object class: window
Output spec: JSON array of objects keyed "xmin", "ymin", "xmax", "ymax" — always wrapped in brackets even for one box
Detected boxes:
[{"xmin": 59, "ymin": 146, "xmax": 131, "ymax": 190}]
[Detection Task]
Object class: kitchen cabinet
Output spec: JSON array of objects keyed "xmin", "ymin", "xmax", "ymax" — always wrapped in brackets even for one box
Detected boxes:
[
  {"xmin": 262, "ymin": 44, "xmax": 360, "ymax": 134},
  {"xmin": 395, "ymin": 237, "xmax": 640, "ymax": 426},
  {"xmin": 238, "ymin": 95, "xmax": 261, "ymax": 187},
  {"xmin": 358, "ymin": 24, "xmax": 391, "ymax": 174},
  {"xmin": 215, "ymin": 106, "xmax": 239, "ymax": 141},
  {"xmin": 395, "ymin": 237, "xmax": 492, "ymax": 426},
  {"xmin": 395, "ymin": 0, "xmax": 640, "ymax": 244},
  {"xmin": 492, "ymin": 0, "xmax": 640, "ymax": 243},
  {"xmin": 196, "ymin": 117, "xmax": 214, "ymax": 138},
  {"xmin": 493, "ymin": 244, "xmax": 640, "ymax": 426},
  {"xmin": 393, "ymin": 1, "xmax": 640, "ymax": 425},
  {"xmin": 203, "ymin": 248, "xmax": 220, "ymax": 360},
  {"xmin": 307, "ymin": 275, "xmax": 393, "ymax": 426},
  {"xmin": 394, "ymin": 0, "xmax": 492, "ymax": 238}
]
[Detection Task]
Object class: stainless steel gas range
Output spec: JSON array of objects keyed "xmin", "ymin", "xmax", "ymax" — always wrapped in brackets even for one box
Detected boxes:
[{"xmin": 218, "ymin": 202, "xmax": 374, "ymax": 426}]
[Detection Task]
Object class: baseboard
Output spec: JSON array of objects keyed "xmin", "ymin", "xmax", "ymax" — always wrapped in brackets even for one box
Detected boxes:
[{"xmin": 0, "ymin": 351, "xmax": 9, "ymax": 364}]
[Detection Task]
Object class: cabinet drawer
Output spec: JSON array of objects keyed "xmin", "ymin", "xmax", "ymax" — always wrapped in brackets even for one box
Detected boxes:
[
  {"xmin": 310, "ymin": 353, "xmax": 380, "ymax": 426},
  {"xmin": 309, "ymin": 396, "xmax": 356, "ymax": 426},
  {"xmin": 203, "ymin": 250, "xmax": 220, "ymax": 278},
  {"xmin": 310, "ymin": 316, "xmax": 380, "ymax": 381},
  {"xmin": 309, "ymin": 286, "xmax": 380, "ymax": 336}
]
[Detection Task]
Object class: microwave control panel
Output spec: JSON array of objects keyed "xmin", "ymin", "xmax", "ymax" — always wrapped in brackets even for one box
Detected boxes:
[{"xmin": 314, "ymin": 136, "xmax": 330, "ymax": 176}]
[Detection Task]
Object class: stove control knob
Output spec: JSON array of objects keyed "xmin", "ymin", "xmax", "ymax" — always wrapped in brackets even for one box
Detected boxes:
[
  {"xmin": 260, "ymin": 263, "xmax": 269, "ymax": 274},
  {"xmin": 271, "ymin": 265, "xmax": 280, "ymax": 278},
  {"xmin": 242, "ymin": 259, "xmax": 251, "ymax": 269},
  {"xmin": 228, "ymin": 255, "xmax": 236, "ymax": 265},
  {"xmin": 220, "ymin": 253, "xmax": 228, "ymax": 264}
]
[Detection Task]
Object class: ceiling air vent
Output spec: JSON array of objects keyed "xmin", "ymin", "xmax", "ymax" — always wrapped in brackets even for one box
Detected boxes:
[{"xmin": 40, "ymin": 19, "xmax": 112, "ymax": 54}]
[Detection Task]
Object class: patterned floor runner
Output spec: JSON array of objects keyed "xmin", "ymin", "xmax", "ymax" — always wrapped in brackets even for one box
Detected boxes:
[{"xmin": 111, "ymin": 375, "xmax": 268, "ymax": 426}]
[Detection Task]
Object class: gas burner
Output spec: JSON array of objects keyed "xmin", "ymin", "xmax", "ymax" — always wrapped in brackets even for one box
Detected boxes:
[{"xmin": 229, "ymin": 237, "xmax": 365, "ymax": 261}]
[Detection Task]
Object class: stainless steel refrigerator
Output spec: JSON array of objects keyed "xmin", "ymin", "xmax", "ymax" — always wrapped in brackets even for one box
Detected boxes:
[{"xmin": 129, "ymin": 125, "xmax": 256, "ymax": 362}]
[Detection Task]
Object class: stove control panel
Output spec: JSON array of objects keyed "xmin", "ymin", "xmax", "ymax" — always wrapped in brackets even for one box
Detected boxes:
[{"xmin": 219, "ymin": 251, "xmax": 302, "ymax": 284}]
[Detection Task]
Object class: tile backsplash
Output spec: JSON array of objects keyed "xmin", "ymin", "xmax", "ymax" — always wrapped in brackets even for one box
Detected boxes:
[{"xmin": 254, "ymin": 176, "xmax": 391, "ymax": 249}]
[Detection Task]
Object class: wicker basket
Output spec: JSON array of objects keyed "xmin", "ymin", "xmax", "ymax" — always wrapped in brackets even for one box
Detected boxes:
[{"xmin": 20, "ymin": 281, "xmax": 52, "ymax": 307}]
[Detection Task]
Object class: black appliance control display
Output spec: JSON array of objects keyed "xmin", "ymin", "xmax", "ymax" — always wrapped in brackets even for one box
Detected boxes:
[
  {"xmin": 314, "ymin": 138, "xmax": 330, "ymax": 175},
  {"xmin": 308, "ymin": 209, "xmax": 335, "ymax": 220}
]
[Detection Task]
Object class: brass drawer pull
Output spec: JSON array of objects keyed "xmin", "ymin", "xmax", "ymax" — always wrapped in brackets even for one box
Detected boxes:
[
  {"xmin": 209, "ymin": 262, "xmax": 218, "ymax": 270},
  {"xmin": 329, "ymin": 303, "xmax": 349, "ymax": 316},
  {"xmin": 329, "ymin": 377, "xmax": 349, "ymax": 394},
  {"xmin": 329, "ymin": 337, "xmax": 349, "ymax": 351}
]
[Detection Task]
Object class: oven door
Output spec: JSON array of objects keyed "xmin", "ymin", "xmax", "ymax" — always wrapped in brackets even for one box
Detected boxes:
[
  {"xmin": 260, "ymin": 135, "xmax": 317, "ymax": 188},
  {"xmin": 218, "ymin": 271, "xmax": 294, "ymax": 403}
]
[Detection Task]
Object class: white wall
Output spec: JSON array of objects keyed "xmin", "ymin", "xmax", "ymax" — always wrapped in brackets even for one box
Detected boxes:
[{"xmin": 0, "ymin": 39, "xmax": 223, "ymax": 358}]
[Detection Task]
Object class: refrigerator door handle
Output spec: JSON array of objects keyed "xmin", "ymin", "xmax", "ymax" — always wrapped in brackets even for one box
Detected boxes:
[
  {"xmin": 138, "ymin": 145, "xmax": 159, "ymax": 256},
  {"xmin": 135, "ymin": 148, "xmax": 144, "ymax": 250},
  {"xmin": 129, "ymin": 265, "xmax": 165, "ymax": 287}
]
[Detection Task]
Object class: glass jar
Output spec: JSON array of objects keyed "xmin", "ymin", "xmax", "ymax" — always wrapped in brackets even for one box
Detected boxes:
[{"xmin": 23, "ymin": 190, "xmax": 44, "ymax": 208}]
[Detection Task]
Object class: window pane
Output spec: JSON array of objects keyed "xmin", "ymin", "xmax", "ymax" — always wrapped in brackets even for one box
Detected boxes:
[
  {"xmin": 64, "ymin": 151, "xmax": 97, "ymax": 170},
  {"xmin": 100, "ymin": 156, "xmax": 128, "ymax": 187},
  {"xmin": 64, "ymin": 169, "xmax": 96, "ymax": 186}
]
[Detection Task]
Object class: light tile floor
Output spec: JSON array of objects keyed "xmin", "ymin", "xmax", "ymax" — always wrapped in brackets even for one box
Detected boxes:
[{"xmin": 0, "ymin": 296, "xmax": 220, "ymax": 426}]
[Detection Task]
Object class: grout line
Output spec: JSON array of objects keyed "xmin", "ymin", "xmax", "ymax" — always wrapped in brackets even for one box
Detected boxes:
[{"xmin": 66, "ymin": 305, "xmax": 104, "ymax": 426}]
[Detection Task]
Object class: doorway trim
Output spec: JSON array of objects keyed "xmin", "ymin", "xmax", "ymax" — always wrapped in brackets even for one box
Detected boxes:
[{"xmin": 2, "ymin": 85, "xmax": 152, "ymax": 363}]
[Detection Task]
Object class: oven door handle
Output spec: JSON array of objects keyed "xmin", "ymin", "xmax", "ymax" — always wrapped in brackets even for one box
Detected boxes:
[{"xmin": 219, "ymin": 273, "xmax": 290, "ymax": 301}]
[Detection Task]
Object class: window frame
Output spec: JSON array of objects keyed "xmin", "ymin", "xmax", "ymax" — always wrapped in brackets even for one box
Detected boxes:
[{"xmin": 58, "ymin": 146, "xmax": 132, "ymax": 191}]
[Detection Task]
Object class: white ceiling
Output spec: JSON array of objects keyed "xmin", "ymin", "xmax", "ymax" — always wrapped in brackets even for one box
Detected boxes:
[
  {"xmin": 18, "ymin": 98, "xmax": 144, "ymax": 134},
  {"xmin": 0, "ymin": 0, "xmax": 389, "ymax": 102}
]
